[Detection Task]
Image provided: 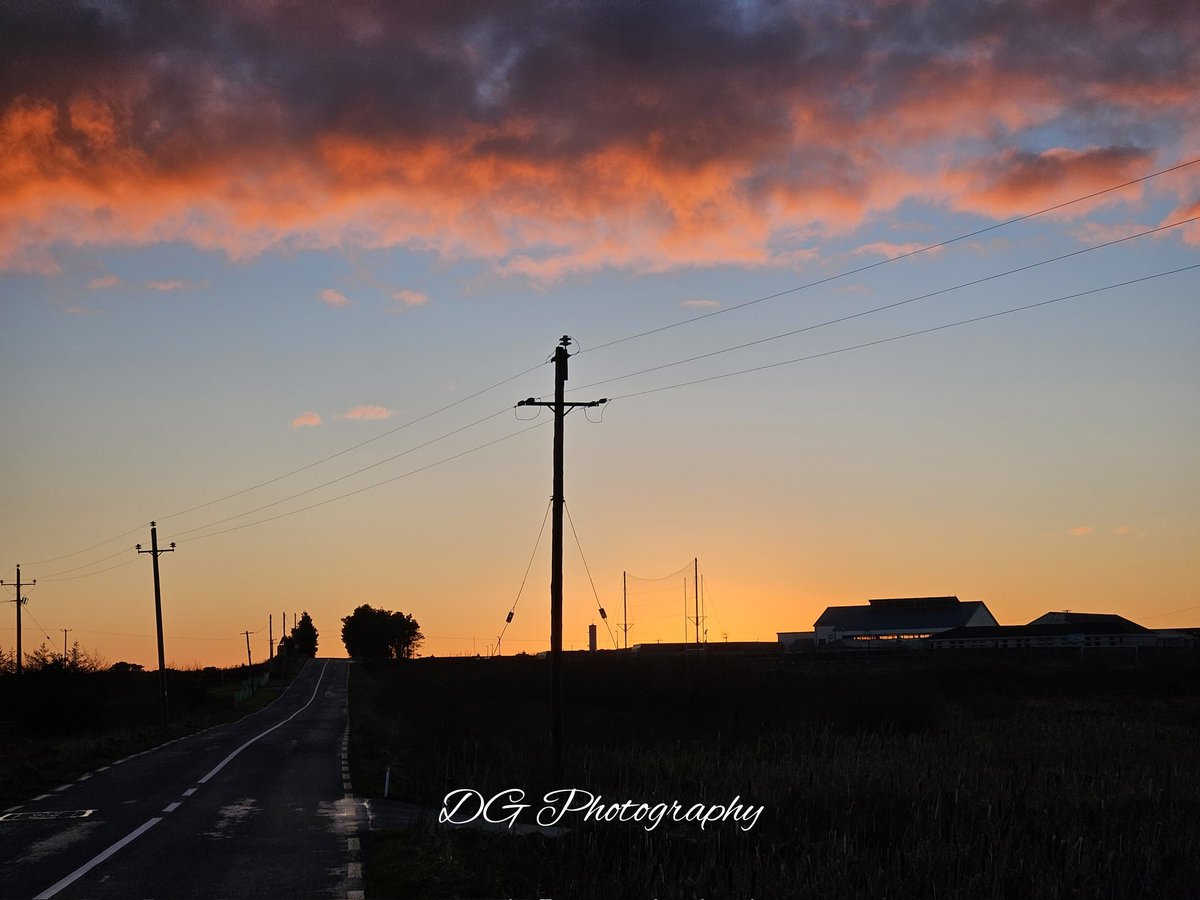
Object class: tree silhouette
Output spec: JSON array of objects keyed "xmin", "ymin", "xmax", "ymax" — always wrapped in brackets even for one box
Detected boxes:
[
  {"xmin": 341, "ymin": 604, "xmax": 423, "ymax": 660},
  {"xmin": 292, "ymin": 611, "xmax": 319, "ymax": 656}
]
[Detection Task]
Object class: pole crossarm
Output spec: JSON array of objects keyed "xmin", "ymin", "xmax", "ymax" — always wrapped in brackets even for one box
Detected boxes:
[{"xmin": 516, "ymin": 399, "xmax": 608, "ymax": 409}]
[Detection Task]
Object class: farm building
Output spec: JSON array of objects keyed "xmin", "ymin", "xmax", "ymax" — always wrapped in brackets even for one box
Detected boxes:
[
  {"xmin": 929, "ymin": 611, "xmax": 1200, "ymax": 650},
  {"xmin": 807, "ymin": 595, "xmax": 998, "ymax": 647}
]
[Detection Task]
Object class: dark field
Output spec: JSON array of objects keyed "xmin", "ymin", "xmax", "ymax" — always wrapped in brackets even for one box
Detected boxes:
[{"xmin": 350, "ymin": 650, "xmax": 1200, "ymax": 899}]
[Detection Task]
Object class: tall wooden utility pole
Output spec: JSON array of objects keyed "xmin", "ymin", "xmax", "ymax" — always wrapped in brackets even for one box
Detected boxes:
[
  {"xmin": 1, "ymin": 565, "xmax": 34, "ymax": 674},
  {"xmin": 242, "ymin": 630, "xmax": 253, "ymax": 668},
  {"xmin": 137, "ymin": 522, "xmax": 175, "ymax": 727},
  {"xmin": 516, "ymin": 336, "xmax": 607, "ymax": 782}
]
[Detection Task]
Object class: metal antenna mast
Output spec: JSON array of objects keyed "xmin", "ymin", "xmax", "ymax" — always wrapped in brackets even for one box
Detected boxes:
[{"xmin": 516, "ymin": 335, "xmax": 607, "ymax": 782}]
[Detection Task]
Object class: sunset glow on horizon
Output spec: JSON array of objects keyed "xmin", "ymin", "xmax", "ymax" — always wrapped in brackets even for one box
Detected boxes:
[{"xmin": 2, "ymin": 0, "xmax": 1197, "ymax": 669}]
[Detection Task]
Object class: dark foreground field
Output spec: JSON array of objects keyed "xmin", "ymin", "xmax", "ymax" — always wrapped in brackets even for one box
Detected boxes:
[{"xmin": 351, "ymin": 650, "xmax": 1200, "ymax": 899}]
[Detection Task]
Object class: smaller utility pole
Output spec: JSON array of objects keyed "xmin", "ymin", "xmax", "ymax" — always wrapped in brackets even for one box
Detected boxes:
[
  {"xmin": 1, "ymin": 566, "xmax": 34, "ymax": 675},
  {"xmin": 137, "ymin": 522, "xmax": 175, "ymax": 727},
  {"xmin": 620, "ymin": 571, "xmax": 633, "ymax": 650},
  {"xmin": 61, "ymin": 628, "xmax": 73, "ymax": 662},
  {"xmin": 268, "ymin": 614, "xmax": 273, "ymax": 661},
  {"xmin": 242, "ymin": 630, "xmax": 253, "ymax": 668}
]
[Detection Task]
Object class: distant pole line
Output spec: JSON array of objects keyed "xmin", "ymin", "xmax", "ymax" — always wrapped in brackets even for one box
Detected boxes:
[
  {"xmin": 136, "ymin": 522, "xmax": 175, "ymax": 727},
  {"xmin": 1, "ymin": 565, "xmax": 35, "ymax": 675},
  {"xmin": 62, "ymin": 628, "xmax": 72, "ymax": 660},
  {"xmin": 516, "ymin": 336, "xmax": 608, "ymax": 784}
]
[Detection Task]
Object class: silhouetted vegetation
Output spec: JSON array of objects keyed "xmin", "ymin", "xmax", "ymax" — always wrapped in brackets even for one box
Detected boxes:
[
  {"xmin": 278, "ymin": 611, "xmax": 319, "ymax": 656},
  {"xmin": 351, "ymin": 651, "xmax": 1200, "ymax": 899},
  {"xmin": 341, "ymin": 604, "xmax": 423, "ymax": 660},
  {"xmin": 0, "ymin": 655, "xmax": 305, "ymax": 805}
]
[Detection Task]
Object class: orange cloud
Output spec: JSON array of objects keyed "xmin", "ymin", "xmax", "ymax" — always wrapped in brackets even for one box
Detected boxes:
[
  {"xmin": 0, "ymin": 3, "xmax": 1196, "ymax": 278},
  {"xmin": 343, "ymin": 405, "xmax": 393, "ymax": 421},
  {"xmin": 291, "ymin": 412, "xmax": 322, "ymax": 428},
  {"xmin": 320, "ymin": 289, "xmax": 352, "ymax": 308},
  {"xmin": 1069, "ymin": 526, "xmax": 1093, "ymax": 536}
]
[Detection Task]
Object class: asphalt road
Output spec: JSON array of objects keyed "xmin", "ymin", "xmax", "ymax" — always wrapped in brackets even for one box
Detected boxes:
[{"xmin": 0, "ymin": 658, "xmax": 365, "ymax": 899}]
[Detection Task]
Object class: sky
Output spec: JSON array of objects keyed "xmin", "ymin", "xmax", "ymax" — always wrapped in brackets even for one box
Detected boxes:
[{"xmin": 1, "ymin": 0, "xmax": 1198, "ymax": 669}]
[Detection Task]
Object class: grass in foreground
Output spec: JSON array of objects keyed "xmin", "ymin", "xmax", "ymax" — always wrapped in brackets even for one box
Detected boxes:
[{"xmin": 351, "ymin": 651, "xmax": 1200, "ymax": 899}]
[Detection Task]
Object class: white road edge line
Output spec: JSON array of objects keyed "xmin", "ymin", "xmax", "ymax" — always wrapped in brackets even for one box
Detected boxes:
[
  {"xmin": 163, "ymin": 802, "xmax": 181, "ymax": 813},
  {"xmin": 34, "ymin": 817, "xmax": 162, "ymax": 900},
  {"xmin": 199, "ymin": 661, "xmax": 329, "ymax": 785},
  {"xmin": 183, "ymin": 788, "xmax": 196, "ymax": 796}
]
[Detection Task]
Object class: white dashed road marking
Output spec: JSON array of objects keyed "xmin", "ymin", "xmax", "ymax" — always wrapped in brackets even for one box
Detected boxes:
[{"xmin": 33, "ymin": 817, "xmax": 163, "ymax": 900}]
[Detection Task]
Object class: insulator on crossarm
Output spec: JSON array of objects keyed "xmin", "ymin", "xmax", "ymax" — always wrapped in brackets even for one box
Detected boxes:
[
  {"xmin": 598, "ymin": 607, "xmax": 607, "ymax": 619},
  {"xmin": 506, "ymin": 611, "xmax": 514, "ymax": 623}
]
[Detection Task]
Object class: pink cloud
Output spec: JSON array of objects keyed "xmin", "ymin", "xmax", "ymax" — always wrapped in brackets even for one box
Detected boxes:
[
  {"xmin": 320, "ymin": 288, "xmax": 352, "ymax": 308},
  {"xmin": 0, "ymin": 5, "xmax": 1196, "ymax": 279},
  {"xmin": 291, "ymin": 411, "xmax": 322, "ymax": 428},
  {"xmin": 392, "ymin": 289, "xmax": 429, "ymax": 308},
  {"xmin": 680, "ymin": 298, "xmax": 721, "ymax": 309},
  {"xmin": 343, "ymin": 405, "xmax": 393, "ymax": 421},
  {"xmin": 147, "ymin": 279, "xmax": 185, "ymax": 291},
  {"xmin": 88, "ymin": 274, "xmax": 119, "ymax": 289}
]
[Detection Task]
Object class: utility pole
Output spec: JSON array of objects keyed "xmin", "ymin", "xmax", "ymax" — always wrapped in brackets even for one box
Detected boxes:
[
  {"xmin": 694, "ymin": 558, "xmax": 700, "ymax": 645},
  {"xmin": 61, "ymin": 628, "xmax": 72, "ymax": 662},
  {"xmin": 620, "ymin": 571, "xmax": 632, "ymax": 650},
  {"xmin": 242, "ymin": 630, "xmax": 253, "ymax": 668},
  {"xmin": 516, "ymin": 336, "xmax": 607, "ymax": 783},
  {"xmin": 1, "ymin": 565, "xmax": 34, "ymax": 675},
  {"xmin": 137, "ymin": 522, "xmax": 175, "ymax": 727},
  {"xmin": 268, "ymin": 614, "xmax": 273, "ymax": 661}
]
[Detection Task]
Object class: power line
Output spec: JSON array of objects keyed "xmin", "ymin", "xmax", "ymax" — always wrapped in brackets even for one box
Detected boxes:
[
  {"xmin": 581, "ymin": 155, "xmax": 1200, "ymax": 356},
  {"xmin": 21, "ymin": 360, "xmax": 548, "ymax": 568},
  {"xmin": 159, "ymin": 361, "xmax": 547, "ymax": 523},
  {"xmin": 606, "ymin": 263, "xmax": 1200, "ymax": 403},
  {"xmin": 569, "ymin": 215, "xmax": 1200, "ymax": 396},
  {"xmin": 183, "ymin": 419, "xmax": 550, "ymax": 543},
  {"xmin": 26, "ymin": 524, "xmax": 145, "ymax": 566},
  {"xmin": 497, "ymin": 499, "xmax": 553, "ymax": 654},
  {"xmin": 564, "ymin": 501, "xmax": 617, "ymax": 649},
  {"xmin": 39, "ymin": 558, "xmax": 139, "ymax": 583},
  {"xmin": 1141, "ymin": 604, "xmax": 1200, "ymax": 620},
  {"xmin": 171, "ymin": 407, "xmax": 512, "ymax": 539}
]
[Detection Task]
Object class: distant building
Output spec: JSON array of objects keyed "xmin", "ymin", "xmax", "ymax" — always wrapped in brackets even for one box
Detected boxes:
[
  {"xmin": 928, "ymin": 613, "xmax": 1153, "ymax": 650},
  {"xmin": 776, "ymin": 631, "xmax": 815, "ymax": 651},
  {"xmin": 810, "ymin": 596, "xmax": 998, "ymax": 647}
]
